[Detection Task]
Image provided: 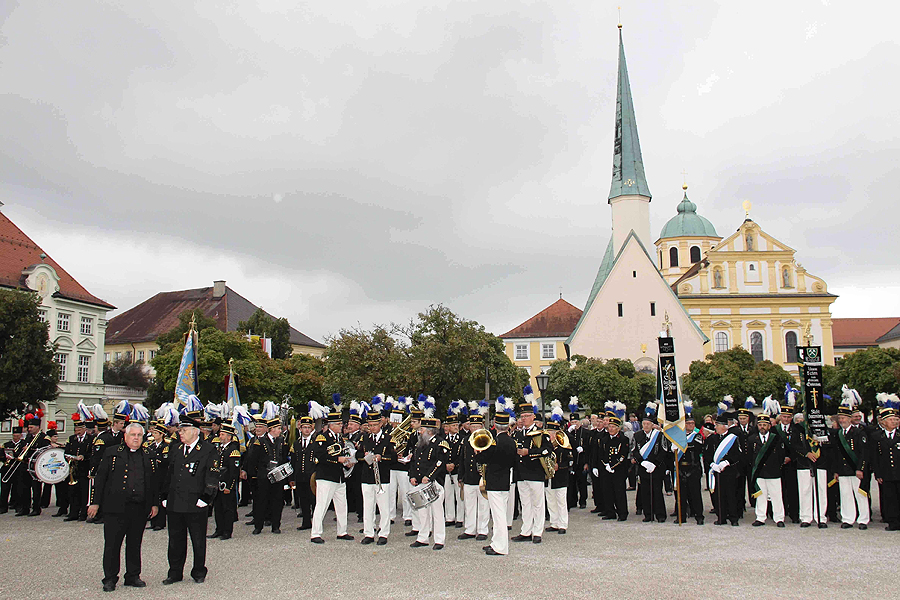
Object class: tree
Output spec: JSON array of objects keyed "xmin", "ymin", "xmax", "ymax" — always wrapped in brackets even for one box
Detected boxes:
[
  {"xmin": 0, "ymin": 289, "xmax": 59, "ymax": 419},
  {"xmin": 682, "ymin": 347, "xmax": 794, "ymax": 409},
  {"xmin": 823, "ymin": 347, "xmax": 900, "ymax": 415},
  {"xmin": 544, "ymin": 355, "xmax": 655, "ymax": 416},
  {"xmin": 324, "ymin": 325, "xmax": 411, "ymax": 400},
  {"xmin": 156, "ymin": 310, "xmax": 219, "ymax": 353},
  {"xmin": 238, "ymin": 308, "xmax": 292, "ymax": 360},
  {"xmin": 103, "ymin": 357, "xmax": 151, "ymax": 389},
  {"xmin": 278, "ymin": 354, "xmax": 327, "ymax": 412}
]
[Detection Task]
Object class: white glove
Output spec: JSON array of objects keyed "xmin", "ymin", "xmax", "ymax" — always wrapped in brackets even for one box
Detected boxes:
[
  {"xmin": 592, "ymin": 468, "xmax": 599, "ymax": 477},
  {"xmin": 161, "ymin": 500, "xmax": 167, "ymax": 508},
  {"xmin": 605, "ymin": 464, "xmax": 614, "ymax": 473},
  {"xmin": 196, "ymin": 499, "xmax": 208, "ymax": 508},
  {"xmin": 719, "ymin": 460, "xmax": 729, "ymax": 470},
  {"xmin": 710, "ymin": 463, "xmax": 722, "ymax": 473},
  {"xmin": 576, "ymin": 446, "xmax": 583, "ymax": 454},
  {"xmin": 641, "ymin": 460, "xmax": 655, "ymax": 473}
]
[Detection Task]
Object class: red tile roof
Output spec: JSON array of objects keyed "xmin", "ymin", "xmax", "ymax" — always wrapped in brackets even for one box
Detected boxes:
[
  {"xmin": 0, "ymin": 210, "xmax": 114, "ymax": 309},
  {"xmin": 105, "ymin": 285, "xmax": 324, "ymax": 348},
  {"xmin": 832, "ymin": 317, "xmax": 900, "ymax": 348},
  {"xmin": 500, "ymin": 298, "xmax": 583, "ymax": 339}
]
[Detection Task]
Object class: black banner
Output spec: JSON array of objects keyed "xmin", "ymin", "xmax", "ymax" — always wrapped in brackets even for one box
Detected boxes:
[
  {"xmin": 657, "ymin": 337, "xmax": 680, "ymax": 423},
  {"xmin": 798, "ymin": 346, "xmax": 828, "ymax": 439}
]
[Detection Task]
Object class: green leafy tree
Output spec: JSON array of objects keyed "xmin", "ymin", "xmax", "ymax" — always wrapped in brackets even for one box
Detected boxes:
[
  {"xmin": 103, "ymin": 357, "xmax": 151, "ymax": 390},
  {"xmin": 824, "ymin": 347, "xmax": 900, "ymax": 415},
  {"xmin": 682, "ymin": 347, "xmax": 794, "ymax": 409},
  {"xmin": 0, "ymin": 290, "xmax": 59, "ymax": 419},
  {"xmin": 237, "ymin": 308, "xmax": 292, "ymax": 360},
  {"xmin": 324, "ymin": 325, "xmax": 411, "ymax": 401},
  {"xmin": 278, "ymin": 353, "xmax": 327, "ymax": 412},
  {"xmin": 544, "ymin": 355, "xmax": 655, "ymax": 415},
  {"xmin": 156, "ymin": 310, "xmax": 219, "ymax": 353}
]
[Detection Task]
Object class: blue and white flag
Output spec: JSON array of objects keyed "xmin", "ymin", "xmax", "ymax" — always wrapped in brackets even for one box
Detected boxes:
[{"xmin": 174, "ymin": 321, "xmax": 199, "ymax": 408}]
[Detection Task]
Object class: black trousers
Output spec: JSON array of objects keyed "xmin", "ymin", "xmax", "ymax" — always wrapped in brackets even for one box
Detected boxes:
[
  {"xmin": 17, "ymin": 472, "xmax": 40, "ymax": 513},
  {"xmin": 0, "ymin": 476, "xmax": 18, "ymax": 511},
  {"xmin": 295, "ymin": 472, "xmax": 314, "ymax": 526},
  {"xmin": 781, "ymin": 465, "xmax": 799, "ymax": 520},
  {"xmin": 253, "ymin": 480, "xmax": 284, "ymax": 531},
  {"xmin": 881, "ymin": 479, "xmax": 900, "ymax": 526},
  {"xmin": 602, "ymin": 473, "xmax": 628, "ymax": 518},
  {"xmin": 150, "ymin": 492, "xmax": 167, "ymax": 529},
  {"xmin": 567, "ymin": 467, "xmax": 588, "ymax": 508},
  {"xmin": 167, "ymin": 511, "xmax": 208, "ymax": 580},
  {"xmin": 596, "ymin": 469, "xmax": 614, "ymax": 515},
  {"xmin": 678, "ymin": 474, "xmax": 704, "ymax": 521},
  {"xmin": 638, "ymin": 471, "xmax": 666, "ymax": 520},
  {"xmin": 591, "ymin": 469, "xmax": 603, "ymax": 509},
  {"xmin": 214, "ymin": 489, "xmax": 237, "ymax": 536},
  {"xmin": 103, "ymin": 503, "xmax": 148, "ymax": 584},
  {"xmin": 69, "ymin": 478, "xmax": 88, "ymax": 518},
  {"xmin": 712, "ymin": 470, "xmax": 740, "ymax": 523}
]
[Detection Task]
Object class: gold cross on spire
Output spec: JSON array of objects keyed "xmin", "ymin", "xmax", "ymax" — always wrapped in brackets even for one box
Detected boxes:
[
  {"xmin": 617, "ymin": 6, "xmax": 622, "ymax": 29},
  {"xmin": 681, "ymin": 169, "xmax": 688, "ymax": 190}
]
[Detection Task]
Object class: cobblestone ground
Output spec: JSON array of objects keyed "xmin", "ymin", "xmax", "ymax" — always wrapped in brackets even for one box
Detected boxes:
[{"xmin": 0, "ymin": 490, "xmax": 892, "ymax": 600}]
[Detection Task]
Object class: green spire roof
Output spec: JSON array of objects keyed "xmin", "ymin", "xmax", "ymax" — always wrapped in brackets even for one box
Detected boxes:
[
  {"xmin": 608, "ymin": 28, "xmax": 651, "ymax": 202},
  {"xmin": 658, "ymin": 190, "xmax": 719, "ymax": 239}
]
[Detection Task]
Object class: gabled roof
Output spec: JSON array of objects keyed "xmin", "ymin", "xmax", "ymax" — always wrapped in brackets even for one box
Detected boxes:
[
  {"xmin": 105, "ymin": 285, "xmax": 324, "ymax": 348},
  {"xmin": 608, "ymin": 27, "xmax": 651, "ymax": 201},
  {"xmin": 832, "ymin": 317, "xmax": 900, "ymax": 348},
  {"xmin": 877, "ymin": 322, "xmax": 900, "ymax": 344},
  {"xmin": 567, "ymin": 230, "xmax": 709, "ymax": 345},
  {"xmin": 0, "ymin": 210, "xmax": 114, "ymax": 309},
  {"xmin": 500, "ymin": 298, "xmax": 583, "ymax": 339}
]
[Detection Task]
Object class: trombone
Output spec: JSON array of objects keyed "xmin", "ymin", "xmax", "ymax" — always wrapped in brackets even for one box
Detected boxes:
[{"xmin": 1, "ymin": 431, "xmax": 44, "ymax": 484}]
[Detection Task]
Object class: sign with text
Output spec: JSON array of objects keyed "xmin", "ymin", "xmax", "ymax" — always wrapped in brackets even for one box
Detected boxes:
[
  {"xmin": 798, "ymin": 346, "xmax": 828, "ymax": 439},
  {"xmin": 657, "ymin": 337, "xmax": 680, "ymax": 423}
]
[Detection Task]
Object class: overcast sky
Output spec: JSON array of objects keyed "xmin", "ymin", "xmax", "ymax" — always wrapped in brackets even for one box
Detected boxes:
[{"xmin": 2, "ymin": 1, "xmax": 898, "ymax": 343}]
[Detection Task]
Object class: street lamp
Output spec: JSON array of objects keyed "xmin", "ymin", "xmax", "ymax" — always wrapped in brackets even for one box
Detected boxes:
[{"xmin": 535, "ymin": 372, "xmax": 550, "ymax": 418}]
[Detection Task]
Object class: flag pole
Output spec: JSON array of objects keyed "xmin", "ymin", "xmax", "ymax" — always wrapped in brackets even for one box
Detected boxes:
[{"xmin": 676, "ymin": 456, "xmax": 683, "ymax": 525}]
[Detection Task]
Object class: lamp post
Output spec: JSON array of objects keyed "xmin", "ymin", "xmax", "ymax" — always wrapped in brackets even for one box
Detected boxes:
[{"xmin": 535, "ymin": 372, "xmax": 550, "ymax": 418}]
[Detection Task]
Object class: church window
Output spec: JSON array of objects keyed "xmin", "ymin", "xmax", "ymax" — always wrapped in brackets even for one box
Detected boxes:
[
  {"xmin": 659, "ymin": 250, "xmax": 663, "ymax": 267},
  {"xmin": 669, "ymin": 247, "xmax": 679, "ymax": 267},
  {"xmin": 650, "ymin": 302, "xmax": 656, "ymax": 317},
  {"xmin": 750, "ymin": 332, "xmax": 764, "ymax": 363},
  {"xmin": 746, "ymin": 234, "xmax": 754, "ymax": 251},
  {"xmin": 514, "ymin": 344, "xmax": 529, "ymax": 361},
  {"xmin": 713, "ymin": 269, "xmax": 724, "ymax": 288},
  {"xmin": 715, "ymin": 332, "xmax": 729, "ymax": 352},
  {"xmin": 782, "ymin": 267, "xmax": 792, "ymax": 288},
  {"xmin": 617, "ymin": 303, "xmax": 623, "ymax": 317},
  {"xmin": 785, "ymin": 331, "xmax": 798, "ymax": 362},
  {"xmin": 749, "ymin": 264, "xmax": 755, "ymax": 272},
  {"xmin": 690, "ymin": 246, "xmax": 701, "ymax": 263}
]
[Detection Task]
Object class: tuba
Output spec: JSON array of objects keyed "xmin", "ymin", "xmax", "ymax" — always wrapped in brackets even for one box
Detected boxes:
[
  {"xmin": 468, "ymin": 428, "xmax": 495, "ymax": 499},
  {"xmin": 389, "ymin": 414, "xmax": 414, "ymax": 448},
  {"xmin": 527, "ymin": 430, "xmax": 556, "ymax": 480}
]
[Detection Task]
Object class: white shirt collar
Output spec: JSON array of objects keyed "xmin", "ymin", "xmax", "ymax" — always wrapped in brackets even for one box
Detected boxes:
[{"xmin": 183, "ymin": 439, "xmax": 198, "ymax": 454}]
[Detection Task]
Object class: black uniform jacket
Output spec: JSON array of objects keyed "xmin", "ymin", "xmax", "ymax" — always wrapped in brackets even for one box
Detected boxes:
[
  {"xmin": 164, "ymin": 438, "xmax": 219, "ymax": 512},
  {"xmin": 291, "ymin": 434, "xmax": 317, "ymax": 477},
  {"xmin": 91, "ymin": 444, "xmax": 159, "ymax": 514},
  {"xmin": 828, "ymin": 426, "xmax": 868, "ymax": 476},
  {"xmin": 476, "ymin": 431, "xmax": 517, "ymax": 491},
  {"xmin": 219, "ymin": 441, "xmax": 241, "ymax": 493},
  {"xmin": 313, "ymin": 429, "xmax": 346, "ymax": 484},
  {"xmin": 873, "ymin": 430, "xmax": 900, "ymax": 481},
  {"xmin": 90, "ymin": 430, "xmax": 122, "ymax": 475},
  {"xmin": 514, "ymin": 426, "xmax": 552, "ymax": 481},
  {"xmin": 356, "ymin": 430, "xmax": 395, "ymax": 485},
  {"xmin": 748, "ymin": 430, "xmax": 786, "ymax": 479},
  {"xmin": 459, "ymin": 434, "xmax": 482, "ymax": 486},
  {"xmin": 409, "ymin": 437, "xmax": 450, "ymax": 483},
  {"xmin": 244, "ymin": 434, "xmax": 290, "ymax": 481}
]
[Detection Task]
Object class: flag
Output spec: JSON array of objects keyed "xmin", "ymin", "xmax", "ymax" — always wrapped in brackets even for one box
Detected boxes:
[
  {"xmin": 226, "ymin": 359, "xmax": 240, "ymax": 411},
  {"xmin": 174, "ymin": 317, "xmax": 199, "ymax": 407},
  {"xmin": 656, "ymin": 339, "xmax": 688, "ymax": 454}
]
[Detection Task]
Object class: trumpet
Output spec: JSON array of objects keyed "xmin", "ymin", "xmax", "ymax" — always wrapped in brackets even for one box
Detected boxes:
[
  {"xmin": 468, "ymin": 428, "xmax": 495, "ymax": 499},
  {"xmin": 66, "ymin": 454, "xmax": 79, "ymax": 486},
  {"xmin": 551, "ymin": 430, "xmax": 572, "ymax": 450}
]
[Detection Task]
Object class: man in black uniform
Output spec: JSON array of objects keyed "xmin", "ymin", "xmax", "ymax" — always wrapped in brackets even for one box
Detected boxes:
[
  {"xmin": 88, "ymin": 409, "xmax": 127, "ymax": 523},
  {"xmin": 209, "ymin": 423, "xmax": 240, "ymax": 540},
  {"xmin": 544, "ymin": 416, "xmax": 571, "ymax": 534},
  {"xmin": 458, "ymin": 411, "xmax": 490, "ymax": 541},
  {"xmin": 16, "ymin": 415, "xmax": 49, "ymax": 517},
  {"xmin": 567, "ymin": 410, "xmax": 588, "ymax": 509},
  {"xmin": 873, "ymin": 406, "xmax": 900, "ymax": 530},
  {"xmin": 705, "ymin": 414, "xmax": 744, "ymax": 526},
  {"xmin": 828, "ymin": 405, "xmax": 870, "ymax": 529},
  {"xmin": 775, "ymin": 402, "xmax": 800, "ymax": 523},
  {"xmin": 64, "ymin": 416, "xmax": 92, "ymax": 521},
  {"xmin": 290, "ymin": 416, "xmax": 317, "ymax": 531},
  {"xmin": 475, "ymin": 412, "xmax": 517, "ymax": 555},
  {"xmin": 408, "ymin": 413, "xmax": 450, "ymax": 550},
  {"xmin": 0, "ymin": 425, "xmax": 24, "ymax": 514},
  {"xmin": 599, "ymin": 414, "xmax": 631, "ymax": 522},
  {"xmin": 674, "ymin": 413, "xmax": 704, "ymax": 525},
  {"xmin": 310, "ymin": 407, "xmax": 354, "ymax": 544},
  {"xmin": 161, "ymin": 415, "xmax": 219, "ymax": 585},
  {"xmin": 147, "ymin": 422, "xmax": 170, "ymax": 530},
  {"xmin": 89, "ymin": 422, "xmax": 159, "ymax": 592},
  {"xmin": 443, "ymin": 413, "xmax": 463, "ymax": 528},
  {"xmin": 586, "ymin": 413, "xmax": 607, "ymax": 514},
  {"xmin": 729, "ymin": 406, "xmax": 755, "ymax": 515},
  {"xmin": 345, "ymin": 409, "xmax": 364, "ymax": 523},
  {"xmin": 632, "ymin": 405, "xmax": 668, "ymax": 523},
  {"xmin": 748, "ymin": 413, "xmax": 786, "ymax": 527},
  {"xmin": 357, "ymin": 411, "xmax": 395, "ymax": 545},
  {"xmin": 245, "ymin": 418, "xmax": 289, "ymax": 535},
  {"xmin": 512, "ymin": 394, "xmax": 552, "ymax": 544}
]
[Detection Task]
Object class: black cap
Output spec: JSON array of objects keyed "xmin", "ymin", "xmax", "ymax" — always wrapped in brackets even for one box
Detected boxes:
[{"xmin": 178, "ymin": 415, "xmax": 201, "ymax": 429}]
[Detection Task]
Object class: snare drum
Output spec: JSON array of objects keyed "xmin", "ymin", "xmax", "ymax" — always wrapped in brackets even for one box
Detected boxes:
[
  {"xmin": 28, "ymin": 447, "xmax": 70, "ymax": 485},
  {"xmin": 267, "ymin": 462, "xmax": 294, "ymax": 483},
  {"xmin": 407, "ymin": 480, "xmax": 440, "ymax": 510}
]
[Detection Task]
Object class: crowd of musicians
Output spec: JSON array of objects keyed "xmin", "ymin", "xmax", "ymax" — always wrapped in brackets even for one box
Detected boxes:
[{"xmin": 2, "ymin": 387, "xmax": 900, "ymax": 588}]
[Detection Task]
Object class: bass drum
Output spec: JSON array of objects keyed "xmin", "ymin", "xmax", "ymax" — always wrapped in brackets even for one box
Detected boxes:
[{"xmin": 29, "ymin": 447, "xmax": 69, "ymax": 485}]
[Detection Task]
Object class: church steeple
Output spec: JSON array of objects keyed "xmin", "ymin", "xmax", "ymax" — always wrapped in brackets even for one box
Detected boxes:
[{"xmin": 608, "ymin": 27, "xmax": 651, "ymax": 202}]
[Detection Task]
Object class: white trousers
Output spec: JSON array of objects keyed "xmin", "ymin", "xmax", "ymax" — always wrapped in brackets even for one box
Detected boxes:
[
  {"xmin": 444, "ymin": 474, "xmax": 463, "ymax": 523},
  {"xmin": 517, "ymin": 480, "xmax": 546, "ymax": 537},
  {"xmin": 487, "ymin": 490, "xmax": 509, "ymax": 555},
  {"xmin": 506, "ymin": 479, "xmax": 515, "ymax": 525},
  {"xmin": 754, "ymin": 478, "xmax": 785, "ymax": 523},
  {"xmin": 545, "ymin": 486, "xmax": 568, "ymax": 530},
  {"xmin": 838, "ymin": 475, "xmax": 870, "ymax": 525},
  {"xmin": 389, "ymin": 469, "xmax": 412, "ymax": 521},
  {"xmin": 311, "ymin": 479, "xmax": 347, "ymax": 539},
  {"xmin": 415, "ymin": 482, "xmax": 445, "ymax": 544},
  {"xmin": 462, "ymin": 483, "xmax": 490, "ymax": 535},
  {"xmin": 797, "ymin": 469, "xmax": 828, "ymax": 523},
  {"xmin": 362, "ymin": 482, "xmax": 391, "ymax": 538}
]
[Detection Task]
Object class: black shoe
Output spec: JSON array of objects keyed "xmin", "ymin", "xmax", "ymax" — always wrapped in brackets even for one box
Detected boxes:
[
  {"xmin": 776, "ymin": 522, "xmax": 785, "ymax": 528},
  {"xmin": 657, "ymin": 517, "xmax": 666, "ymax": 523},
  {"xmin": 590, "ymin": 507, "xmax": 602, "ymax": 513},
  {"xmin": 207, "ymin": 531, "xmax": 222, "ymax": 538},
  {"xmin": 445, "ymin": 521, "xmax": 454, "ymax": 526},
  {"xmin": 752, "ymin": 521, "xmax": 765, "ymax": 527},
  {"xmin": 858, "ymin": 523, "xmax": 867, "ymax": 530},
  {"xmin": 458, "ymin": 533, "xmax": 475, "ymax": 540},
  {"xmin": 887, "ymin": 523, "xmax": 900, "ymax": 531},
  {"xmin": 818, "ymin": 523, "xmax": 828, "ymax": 529},
  {"xmin": 546, "ymin": 526, "xmax": 559, "ymax": 532},
  {"xmin": 617, "ymin": 516, "xmax": 627, "ymax": 522},
  {"xmin": 485, "ymin": 547, "xmax": 501, "ymax": 555},
  {"xmin": 482, "ymin": 545, "xmax": 492, "ymax": 551},
  {"xmin": 404, "ymin": 530, "xmax": 418, "ymax": 537},
  {"xmin": 15, "ymin": 512, "xmax": 28, "ymax": 517},
  {"xmin": 696, "ymin": 517, "xmax": 705, "ymax": 525},
  {"xmin": 475, "ymin": 534, "xmax": 487, "ymax": 541},
  {"xmin": 404, "ymin": 519, "xmax": 412, "ymax": 526},
  {"xmin": 337, "ymin": 534, "xmax": 354, "ymax": 541},
  {"xmin": 297, "ymin": 523, "xmax": 311, "ymax": 530},
  {"xmin": 272, "ymin": 528, "xmax": 281, "ymax": 534},
  {"xmin": 220, "ymin": 534, "xmax": 232, "ymax": 539},
  {"xmin": 558, "ymin": 529, "xmax": 566, "ymax": 534},
  {"xmin": 579, "ymin": 504, "xmax": 586, "ymax": 509},
  {"xmin": 246, "ymin": 512, "xmax": 254, "ymax": 518},
  {"xmin": 244, "ymin": 521, "xmax": 255, "ymax": 526},
  {"xmin": 103, "ymin": 581, "xmax": 116, "ymax": 592},
  {"xmin": 512, "ymin": 534, "xmax": 532, "ymax": 542},
  {"xmin": 532, "ymin": 536, "xmax": 542, "ymax": 544},
  {"xmin": 642, "ymin": 516, "xmax": 652, "ymax": 522},
  {"xmin": 433, "ymin": 544, "xmax": 444, "ymax": 550},
  {"xmin": 27, "ymin": 509, "xmax": 40, "ymax": 517},
  {"xmin": 64, "ymin": 516, "xmax": 79, "ymax": 522},
  {"xmin": 800, "ymin": 521, "xmax": 811, "ymax": 528},
  {"xmin": 152, "ymin": 526, "xmax": 165, "ymax": 531},
  {"xmin": 162, "ymin": 577, "xmax": 182, "ymax": 585},
  {"xmin": 714, "ymin": 521, "xmax": 726, "ymax": 525},
  {"xmin": 730, "ymin": 520, "xmax": 739, "ymax": 526},
  {"xmin": 124, "ymin": 578, "xmax": 146, "ymax": 588},
  {"xmin": 601, "ymin": 515, "xmax": 616, "ymax": 520},
  {"xmin": 377, "ymin": 537, "xmax": 388, "ymax": 545},
  {"xmin": 410, "ymin": 540, "xmax": 428, "ymax": 548},
  {"xmin": 310, "ymin": 537, "xmax": 325, "ymax": 544},
  {"xmin": 52, "ymin": 510, "xmax": 67, "ymax": 517},
  {"xmin": 455, "ymin": 522, "xmax": 463, "ymax": 528},
  {"xmin": 841, "ymin": 523, "xmax": 853, "ymax": 529},
  {"xmin": 791, "ymin": 516, "xmax": 800, "ymax": 524},
  {"xmin": 193, "ymin": 576, "xmax": 205, "ymax": 584},
  {"xmin": 252, "ymin": 528, "xmax": 262, "ymax": 535},
  {"xmin": 361, "ymin": 537, "xmax": 375, "ymax": 545}
]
